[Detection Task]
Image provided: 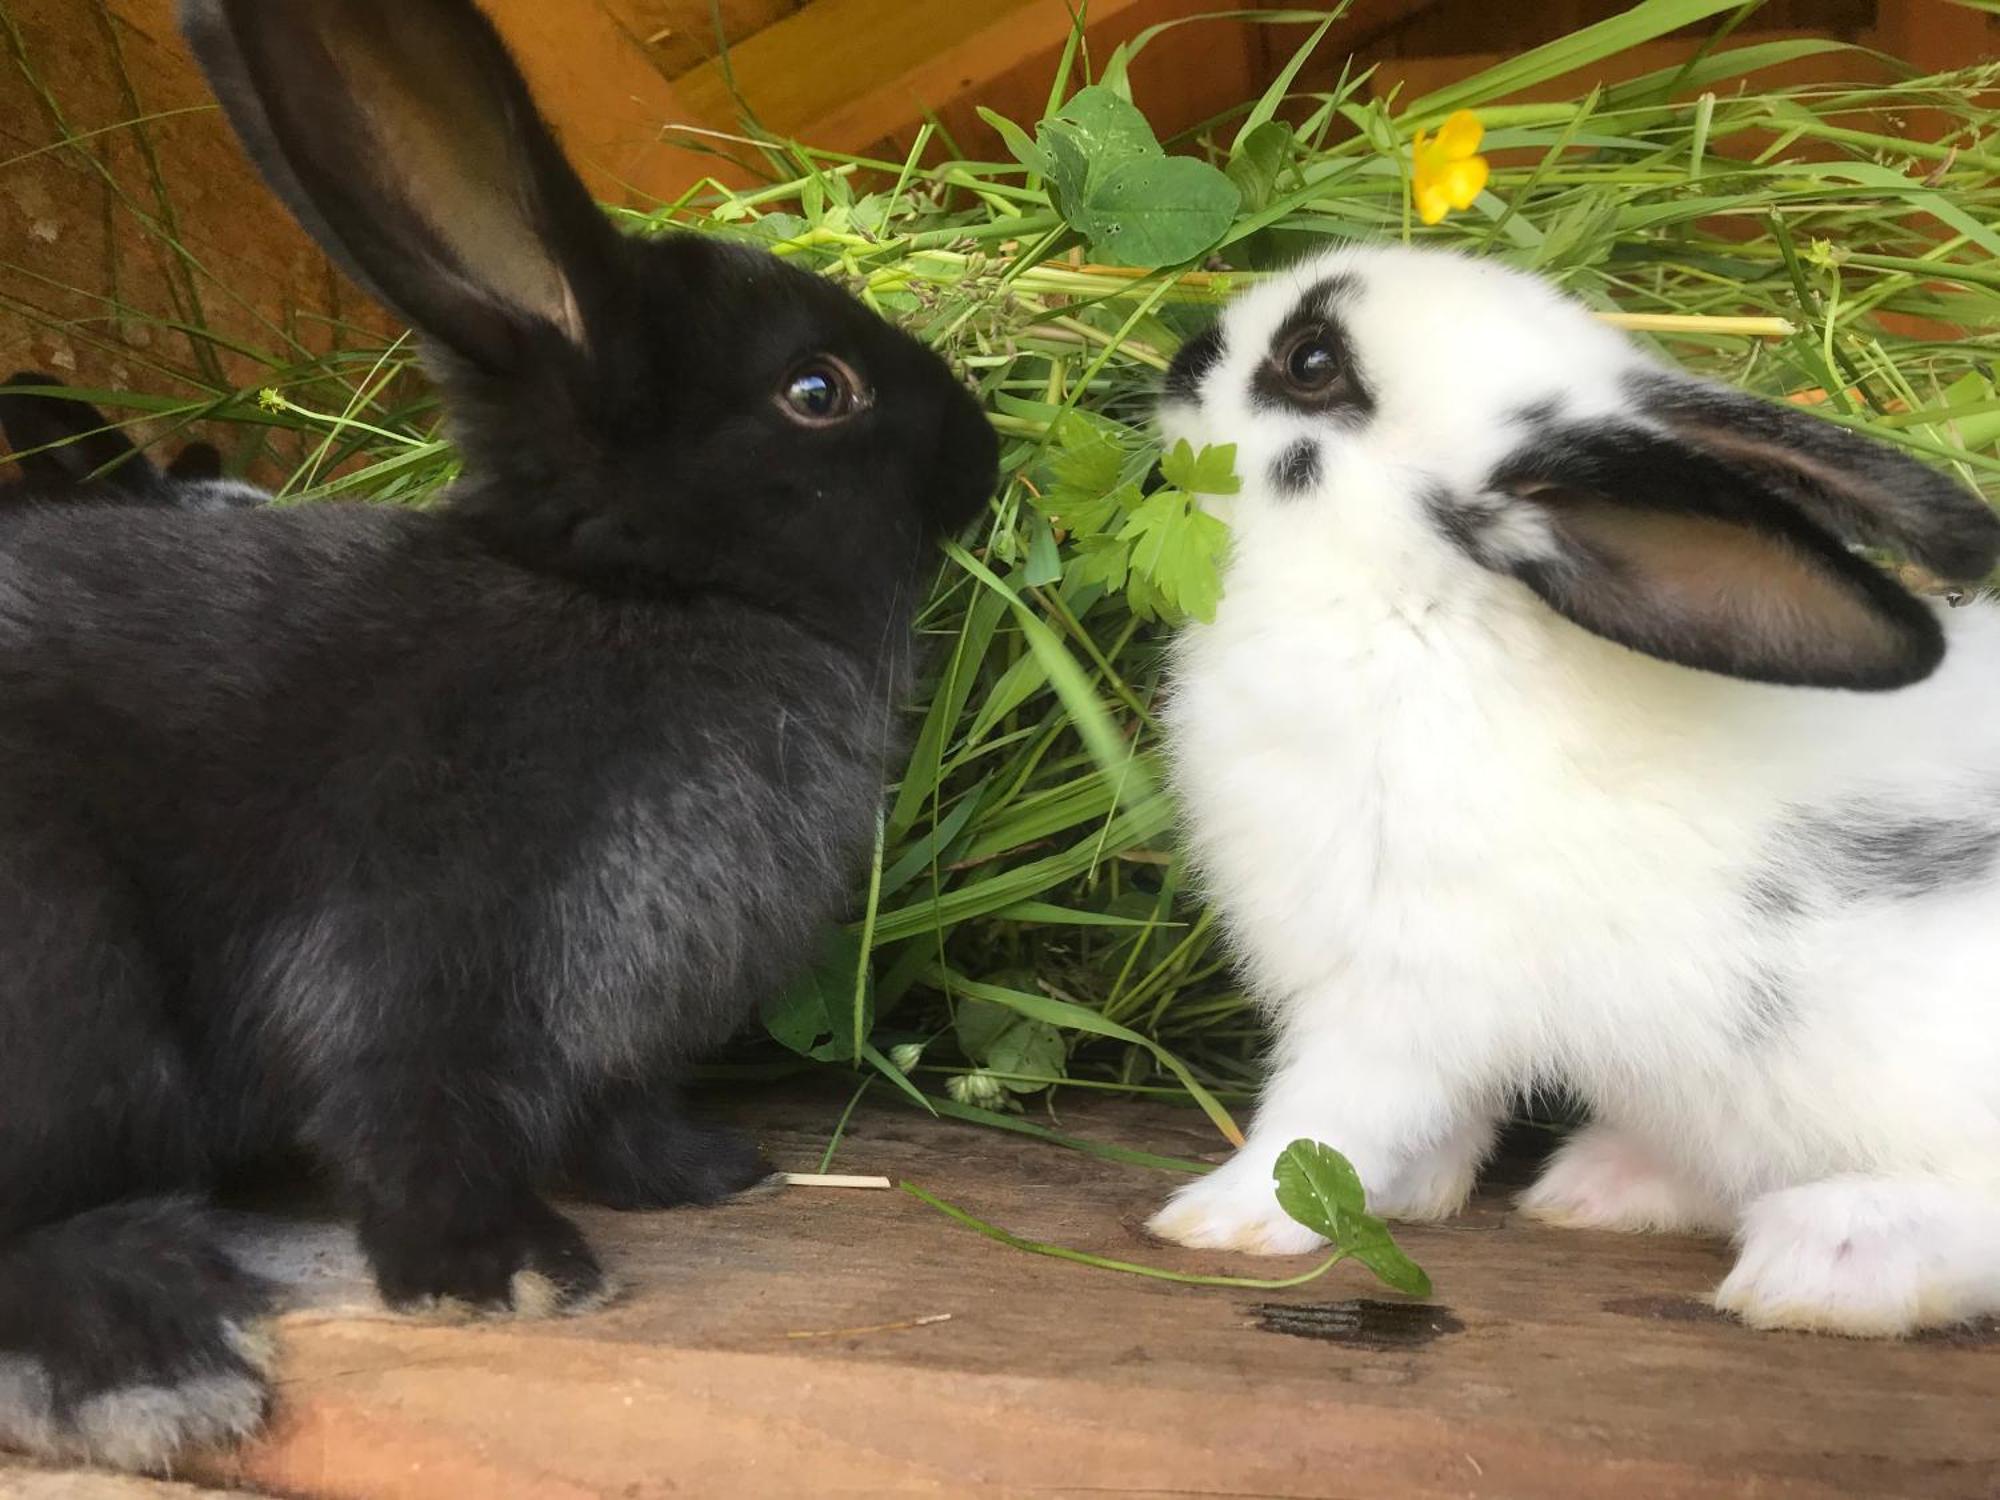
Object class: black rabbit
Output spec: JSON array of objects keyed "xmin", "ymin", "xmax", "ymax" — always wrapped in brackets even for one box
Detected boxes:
[
  {"xmin": 0, "ymin": 371, "xmax": 262, "ymax": 510},
  {"xmin": 0, "ymin": 0, "xmax": 996, "ymax": 1473}
]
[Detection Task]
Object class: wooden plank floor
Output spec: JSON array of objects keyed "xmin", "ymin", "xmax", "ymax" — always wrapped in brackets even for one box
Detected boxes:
[{"xmin": 5, "ymin": 1084, "xmax": 1995, "ymax": 1499}]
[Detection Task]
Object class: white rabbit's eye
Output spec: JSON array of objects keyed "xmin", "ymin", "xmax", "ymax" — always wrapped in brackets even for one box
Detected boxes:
[
  {"xmin": 778, "ymin": 356, "xmax": 871, "ymax": 427},
  {"xmin": 1278, "ymin": 326, "xmax": 1343, "ymax": 394}
]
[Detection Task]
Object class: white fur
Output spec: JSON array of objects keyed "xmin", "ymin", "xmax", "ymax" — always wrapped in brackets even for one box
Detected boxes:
[{"xmin": 1149, "ymin": 245, "xmax": 2000, "ymax": 1337}]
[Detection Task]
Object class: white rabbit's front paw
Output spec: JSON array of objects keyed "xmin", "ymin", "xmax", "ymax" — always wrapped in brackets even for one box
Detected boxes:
[
  {"xmin": 1519, "ymin": 1125, "xmax": 1733, "ymax": 1234},
  {"xmin": 1147, "ymin": 1157, "xmax": 1326, "ymax": 1256}
]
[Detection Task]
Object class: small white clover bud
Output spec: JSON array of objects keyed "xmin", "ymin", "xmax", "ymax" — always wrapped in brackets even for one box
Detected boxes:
[{"xmin": 946, "ymin": 1070, "xmax": 1010, "ymax": 1109}]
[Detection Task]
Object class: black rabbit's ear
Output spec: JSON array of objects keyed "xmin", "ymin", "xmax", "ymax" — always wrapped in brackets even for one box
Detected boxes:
[
  {"xmin": 1455, "ymin": 419, "xmax": 1956, "ymax": 691},
  {"xmin": 0, "ymin": 372, "xmax": 158, "ymax": 492},
  {"xmin": 180, "ymin": 0, "xmax": 614, "ymax": 375},
  {"xmin": 165, "ymin": 441, "xmax": 224, "ymax": 483},
  {"xmin": 1630, "ymin": 372, "xmax": 2000, "ymax": 583}
]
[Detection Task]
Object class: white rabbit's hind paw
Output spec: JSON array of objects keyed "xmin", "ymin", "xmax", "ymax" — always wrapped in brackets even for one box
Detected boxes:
[
  {"xmin": 1519, "ymin": 1125, "xmax": 1732, "ymax": 1234},
  {"xmin": 1147, "ymin": 1162, "xmax": 1327, "ymax": 1256}
]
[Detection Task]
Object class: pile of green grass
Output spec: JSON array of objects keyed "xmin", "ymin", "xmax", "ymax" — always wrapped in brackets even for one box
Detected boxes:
[{"xmin": 7, "ymin": 0, "xmax": 1999, "ymax": 1157}]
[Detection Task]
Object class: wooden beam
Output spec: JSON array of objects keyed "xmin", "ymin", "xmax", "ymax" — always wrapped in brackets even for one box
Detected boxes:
[
  {"xmin": 667, "ymin": 0, "xmax": 1157, "ymax": 151},
  {"xmin": 666, "ymin": 0, "xmax": 1452, "ymax": 176},
  {"xmin": 1872, "ymin": 0, "xmax": 1997, "ymax": 72},
  {"xmin": 161, "ymin": 1089, "xmax": 2000, "ymax": 1499},
  {"xmin": 1364, "ymin": 29, "xmax": 1897, "ymax": 106},
  {"xmin": 476, "ymin": 0, "xmax": 704, "ymax": 204}
]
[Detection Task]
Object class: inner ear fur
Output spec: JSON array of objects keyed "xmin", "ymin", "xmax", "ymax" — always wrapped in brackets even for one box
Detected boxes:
[
  {"xmin": 182, "ymin": 0, "xmax": 608, "ymax": 371},
  {"xmin": 1629, "ymin": 371, "xmax": 2000, "ymax": 583},
  {"xmin": 1490, "ymin": 424, "xmax": 1946, "ymax": 691}
]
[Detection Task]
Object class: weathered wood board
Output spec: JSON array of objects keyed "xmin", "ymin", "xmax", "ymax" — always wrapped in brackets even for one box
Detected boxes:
[{"xmin": 7, "ymin": 1085, "xmax": 1984, "ymax": 1499}]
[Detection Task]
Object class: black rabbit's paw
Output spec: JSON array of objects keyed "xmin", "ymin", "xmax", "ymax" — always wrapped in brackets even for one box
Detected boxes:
[
  {"xmin": 569, "ymin": 1107, "xmax": 776, "ymax": 1211},
  {"xmin": 363, "ymin": 1198, "xmax": 610, "ymax": 1320}
]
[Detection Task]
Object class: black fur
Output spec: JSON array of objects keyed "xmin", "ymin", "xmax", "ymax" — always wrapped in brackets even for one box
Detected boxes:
[
  {"xmin": 0, "ymin": 0, "xmax": 995, "ymax": 1472},
  {"xmin": 1628, "ymin": 371, "xmax": 2000, "ymax": 583},
  {"xmin": 166, "ymin": 441, "xmax": 225, "ymax": 484},
  {"xmin": 1164, "ymin": 326, "xmax": 1224, "ymax": 405},
  {"xmin": 0, "ymin": 373, "xmax": 256, "ymax": 512},
  {"xmin": 560, "ymin": 1084, "xmax": 773, "ymax": 1211},
  {"xmin": 1269, "ymin": 439, "xmax": 1321, "ymax": 497},
  {"xmin": 1, "ymin": 374, "xmax": 264, "ymax": 516},
  {"xmin": 1249, "ymin": 275, "xmax": 1373, "ymax": 422},
  {"xmin": 1465, "ymin": 416, "xmax": 1957, "ymax": 690},
  {"xmin": 0, "ymin": 1202, "xmax": 275, "ymax": 1470}
]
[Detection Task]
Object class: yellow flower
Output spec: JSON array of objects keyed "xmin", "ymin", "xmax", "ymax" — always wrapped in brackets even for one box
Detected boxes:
[{"xmin": 1410, "ymin": 109, "xmax": 1490, "ymax": 226}]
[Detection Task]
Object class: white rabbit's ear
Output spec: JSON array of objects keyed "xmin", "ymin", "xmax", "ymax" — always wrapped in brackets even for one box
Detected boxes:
[
  {"xmin": 181, "ymin": 0, "xmax": 613, "ymax": 374},
  {"xmin": 1632, "ymin": 373, "xmax": 2000, "ymax": 582},
  {"xmin": 1452, "ymin": 420, "xmax": 1958, "ymax": 691}
]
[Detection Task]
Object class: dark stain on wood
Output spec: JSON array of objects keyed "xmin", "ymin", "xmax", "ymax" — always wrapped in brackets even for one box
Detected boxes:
[
  {"xmin": 1247, "ymin": 1298, "xmax": 1466, "ymax": 1349},
  {"xmin": 1604, "ymin": 1294, "xmax": 1733, "ymax": 1325},
  {"xmin": 1605, "ymin": 1296, "xmax": 2000, "ymax": 1349},
  {"xmin": 1915, "ymin": 1318, "xmax": 2000, "ymax": 1350}
]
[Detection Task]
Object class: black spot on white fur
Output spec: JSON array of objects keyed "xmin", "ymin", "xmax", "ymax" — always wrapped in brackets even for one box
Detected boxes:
[
  {"xmin": 1164, "ymin": 326, "xmax": 1224, "ymax": 405},
  {"xmin": 1270, "ymin": 440, "xmax": 1321, "ymax": 497}
]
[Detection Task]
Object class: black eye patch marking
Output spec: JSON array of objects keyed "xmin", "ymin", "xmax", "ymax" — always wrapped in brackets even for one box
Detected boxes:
[
  {"xmin": 1164, "ymin": 326, "xmax": 1224, "ymax": 404},
  {"xmin": 1251, "ymin": 275, "xmax": 1373, "ymax": 423},
  {"xmin": 1269, "ymin": 440, "xmax": 1321, "ymax": 497}
]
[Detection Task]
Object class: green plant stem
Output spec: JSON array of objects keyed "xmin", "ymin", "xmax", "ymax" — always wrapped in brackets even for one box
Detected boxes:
[{"xmin": 900, "ymin": 1181, "xmax": 1347, "ymax": 1288}]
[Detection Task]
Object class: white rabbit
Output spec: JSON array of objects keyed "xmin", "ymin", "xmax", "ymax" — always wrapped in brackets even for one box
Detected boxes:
[{"xmin": 1148, "ymin": 243, "xmax": 2000, "ymax": 1337}]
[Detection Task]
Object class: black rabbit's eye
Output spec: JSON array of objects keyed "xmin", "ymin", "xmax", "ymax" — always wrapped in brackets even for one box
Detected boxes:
[
  {"xmin": 778, "ymin": 356, "xmax": 870, "ymax": 427},
  {"xmin": 1278, "ymin": 326, "xmax": 1343, "ymax": 394}
]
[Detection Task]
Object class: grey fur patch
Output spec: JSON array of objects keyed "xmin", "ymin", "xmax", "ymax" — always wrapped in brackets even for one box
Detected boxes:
[
  {"xmin": 1798, "ymin": 809, "xmax": 2000, "ymax": 902},
  {"xmin": 0, "ymin": 1346, "xmax": 268, "ymax": 1472},
  {"xmin": 175, "ymin": 478, "xmax": 271, "ymax": 514},
  {"xmin": 1745, "ymin": 874, "xmax": 1805, "ymax": 921},
  {"xmin": 1268, "ymin": 439, "xmax": 1321, "ymax": 497},
  {"xmin": 0, "ymin": 1354, "xmax": 59, "ymax": 1458},
  {"xmin": 1422, "ymin": 484, "xmax": 1560, "ymax": 569},
  {"xmin": 1510, "ymin": 396, "xmax": 1564, "ymax": 429},
  {"xmin": 73, "ymin": 1368, "xmax": 269, "ymax": 1471},
  {"xmin": 1734, "ymin": 969, "xmax": 1801, "ymax": 1045}
]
